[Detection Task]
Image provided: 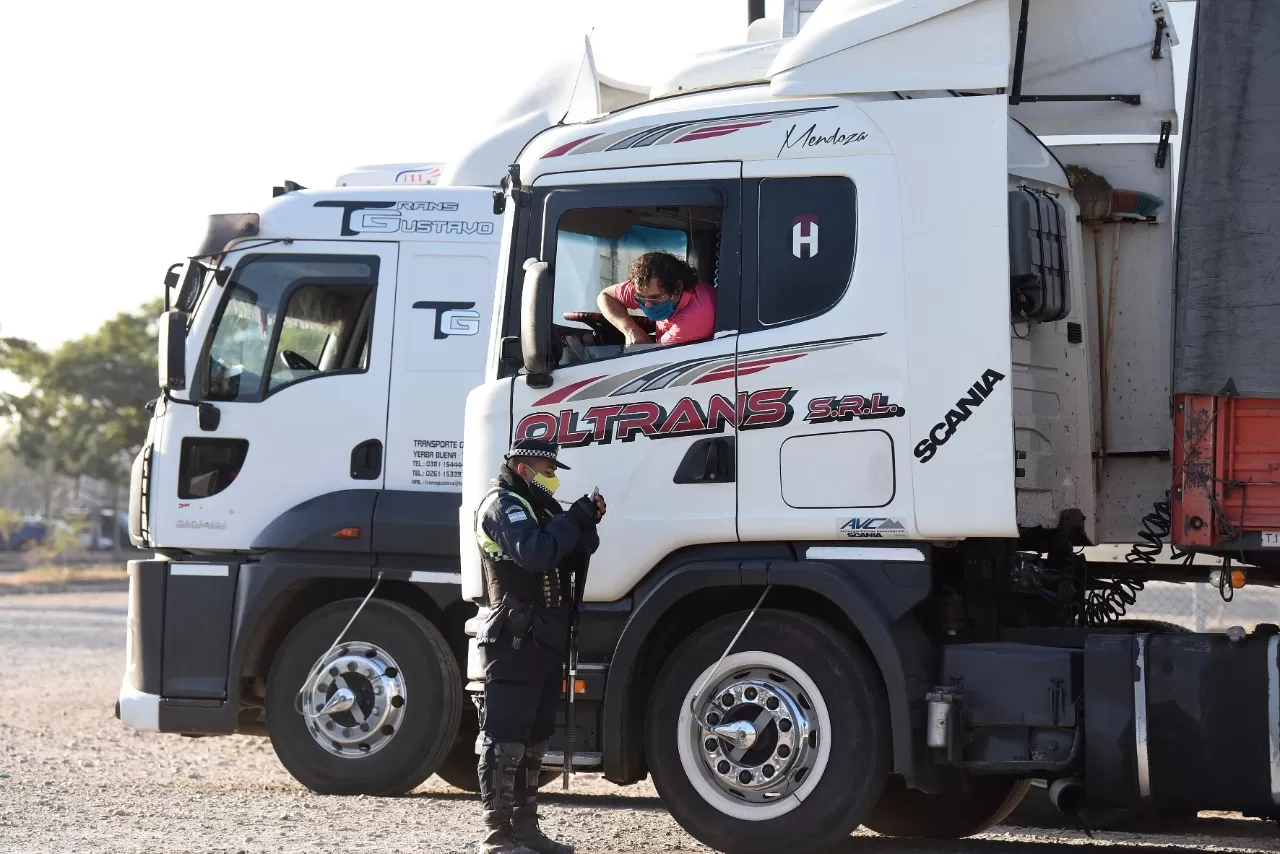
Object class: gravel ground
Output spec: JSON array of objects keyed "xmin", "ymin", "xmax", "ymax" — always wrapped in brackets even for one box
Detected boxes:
[{"xmin": 2, "ymin": 588, "xmax": 1280, "ymax": 854}]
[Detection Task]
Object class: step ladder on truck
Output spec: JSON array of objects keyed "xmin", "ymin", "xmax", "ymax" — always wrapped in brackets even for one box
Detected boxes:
[
  {"xmin": 114, "ymin": 42, "xmax": 650, "ymax": 795},
  {"xmin": 461, "ymin": 0, "xmax": 1280, "ymax": 850}
]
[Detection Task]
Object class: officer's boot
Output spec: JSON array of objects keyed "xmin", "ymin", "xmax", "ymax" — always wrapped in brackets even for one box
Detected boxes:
[
  {"xmin": 477, "ymin": 738, "xmax": 537, "ymax": 854},
  {"xmin": 511, "ymin": 742, "xmax": 574, "ymax": 854}
]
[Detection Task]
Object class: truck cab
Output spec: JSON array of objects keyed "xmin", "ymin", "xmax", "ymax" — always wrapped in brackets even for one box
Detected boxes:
[
  {"xmin": 120, "ymin": 173, "xmax": 503, "ymax": 794},
  {"xmin": 462, "ymin": 1, "xmax": 1280, "ymax": 851}
]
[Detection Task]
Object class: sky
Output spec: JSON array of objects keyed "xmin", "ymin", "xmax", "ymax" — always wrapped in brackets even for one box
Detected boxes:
[
  {"xmin": 0, "ymin": 0, "xmax": 1195, "ymax": 361},
  {"xmin": 0, "ymin": 0, "xmax": 764, "ymax": 355}
]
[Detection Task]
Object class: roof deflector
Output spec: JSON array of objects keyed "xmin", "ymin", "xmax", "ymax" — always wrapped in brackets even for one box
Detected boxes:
[
  {"xmin": 1008, "ymin": 0, "xmax": 1178, "ymax": 136},
  {"xmin": 764, "ymin": 0, "xmax": 1176, "ymax": 137},
  {"xmin": 445, "ymin": 35, "xmax": 646, "ymax": 187},
  {"xmin": 768, "ymin": 0, "xmax": 1011, "ymax": 96}
]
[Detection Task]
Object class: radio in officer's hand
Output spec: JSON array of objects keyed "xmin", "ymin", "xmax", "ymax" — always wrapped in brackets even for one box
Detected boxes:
[{"xmin": 590, "ymin": 486, "xmax": 605, "ymax": 521}]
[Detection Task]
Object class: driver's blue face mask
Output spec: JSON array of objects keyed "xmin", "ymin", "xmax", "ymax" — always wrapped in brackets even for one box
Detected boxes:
[
  {"xmin": 637, "ymin": 297, "xmax": 677, "ymax": 321},
  {"xmin": 635, "ymin": 286, "xmax": 681, "ymax": 321}
]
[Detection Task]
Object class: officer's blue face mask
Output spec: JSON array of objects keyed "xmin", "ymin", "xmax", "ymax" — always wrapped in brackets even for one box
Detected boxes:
[{"xmin": 635, "ymin": 285, "xmax": 681, "ymax": 321}]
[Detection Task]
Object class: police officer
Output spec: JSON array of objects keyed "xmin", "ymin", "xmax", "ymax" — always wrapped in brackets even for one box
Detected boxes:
[{"xmin": 474, "ymin": 437, "xmax": 604, "ymax": 854}]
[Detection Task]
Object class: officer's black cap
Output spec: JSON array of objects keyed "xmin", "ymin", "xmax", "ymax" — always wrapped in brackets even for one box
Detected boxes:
[{"xmin": 505, "ymin": 437, "xmax": 571, "ymax": 470}]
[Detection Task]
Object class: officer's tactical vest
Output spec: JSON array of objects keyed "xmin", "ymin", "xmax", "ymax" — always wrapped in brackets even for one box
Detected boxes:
[{"xmin": 474, "ymin": 488, "xmax": 563, "ymax": 609}]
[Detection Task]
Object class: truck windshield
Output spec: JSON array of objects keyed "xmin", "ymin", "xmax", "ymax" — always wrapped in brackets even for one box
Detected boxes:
[{"xmin": 203, "ymin": 254, "xmax": 379, "ymax": 402}]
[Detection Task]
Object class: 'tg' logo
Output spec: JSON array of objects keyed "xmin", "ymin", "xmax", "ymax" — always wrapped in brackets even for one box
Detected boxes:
[{"xmin": 413, "ymin": 300, "xmax": 481, "ymax": 339}]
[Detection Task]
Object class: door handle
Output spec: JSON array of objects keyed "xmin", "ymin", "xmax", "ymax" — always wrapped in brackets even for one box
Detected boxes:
[
  {"xmin": 673, "ymin": 437, "xmax": 735, "ymax": 484},
  {"xmin": 350, "ymin": 439, "xmax": 383, "ymax": 480}
]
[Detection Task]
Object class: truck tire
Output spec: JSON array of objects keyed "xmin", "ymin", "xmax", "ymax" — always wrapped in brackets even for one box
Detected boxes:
[
  {"xmin": 435, "ymin": 748, "xmax": 559, "ymax": 792},
  {"xmin": 435, "ymin": 708, "xmax": 483, "ymax": 791},
  {"xmin": 432, "ymin": 695, "xmax": 564, "ymax": 792},
  {"xmin": 645, "ymin": 609, "xmax": 890, "ymax": 854},
  {"xmin": 265, "ymin": 598, "xmax": 461, "ymax": 796},
  {"xmin": 864, "ymin": 772, "xmax": 1030, "ymax": 838}
]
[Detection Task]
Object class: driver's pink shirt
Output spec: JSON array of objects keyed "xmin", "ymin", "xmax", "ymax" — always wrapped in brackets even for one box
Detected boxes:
[{"xmin": 612, "ymin": 280, "xmax": 716, "ymax": 345}]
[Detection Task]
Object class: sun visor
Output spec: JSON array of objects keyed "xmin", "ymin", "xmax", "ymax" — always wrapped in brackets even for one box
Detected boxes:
[
  {"xmin": 443, "ymin": 35, "xmax": 603, "ymax": 188},
  {"xmin": 768, "ymin": 0, "xmax": 1011, "ymax": 97},
  {"xmin": 1009, "ymin": 0, "xmax": 1178, "ymax": 137}
]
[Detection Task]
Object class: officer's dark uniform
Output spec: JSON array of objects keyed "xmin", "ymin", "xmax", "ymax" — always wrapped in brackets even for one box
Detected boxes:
[{"xmin": 474, "ymin": 438, "xmax": 599, "ymax": 854}]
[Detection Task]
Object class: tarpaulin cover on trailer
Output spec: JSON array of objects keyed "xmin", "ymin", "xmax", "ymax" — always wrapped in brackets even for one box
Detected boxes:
[{"xmin": 1174, "ymin": 0, "xmax": 1280, "ymax": 397}]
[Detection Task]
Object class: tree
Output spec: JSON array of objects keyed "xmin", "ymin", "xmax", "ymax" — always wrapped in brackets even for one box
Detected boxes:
[{"xmin": 0, "ymin": 299, "xmax": 161, "ymax": 490}]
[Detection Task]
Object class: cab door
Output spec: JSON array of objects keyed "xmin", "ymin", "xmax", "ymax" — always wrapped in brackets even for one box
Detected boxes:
[
  {"xmin": 506, "ymin": 164, "xmax": 742, "ymax": 602},
  {"xmin": 151, "ymin": 241, "xmax": 398, "ymax": 549}
]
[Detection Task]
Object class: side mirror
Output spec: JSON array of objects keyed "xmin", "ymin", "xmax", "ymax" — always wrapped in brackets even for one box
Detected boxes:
[
  {"xmin": 158, "ymin": 310, "xmax": 190, "ymax": 391},
  {"xmin": 520, "ymin": 259, "xmax": 553, "ymax": 387},
  {"xmin": 176, "ymin": 262, "xmax": 205, "ymax": 312}
]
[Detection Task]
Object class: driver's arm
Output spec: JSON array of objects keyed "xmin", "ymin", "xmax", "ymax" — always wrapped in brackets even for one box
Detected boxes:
[{"xmin": 598, "ymin": 284, "xmax": 652, "ymax": 346}]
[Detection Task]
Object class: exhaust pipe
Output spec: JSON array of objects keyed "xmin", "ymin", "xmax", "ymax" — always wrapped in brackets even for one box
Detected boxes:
[{"xmin": 1049, "ymin": 777, "xmax": 1086, "ymax": 815}]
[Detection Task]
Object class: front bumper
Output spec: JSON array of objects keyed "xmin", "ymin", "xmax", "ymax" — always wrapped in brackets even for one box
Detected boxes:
[{"xmin": 117, "ymin": 679, "xmax": 160, "ymax": 731}]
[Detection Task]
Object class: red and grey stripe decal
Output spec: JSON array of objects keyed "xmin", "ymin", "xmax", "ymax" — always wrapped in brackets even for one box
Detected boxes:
[
  {"xmin": 532, "ymin": 334, "xmax": 882, "ymax": 407},
  {"xmin": 540, "ymin": 106, "xmax": 832, "ymax": 159}
]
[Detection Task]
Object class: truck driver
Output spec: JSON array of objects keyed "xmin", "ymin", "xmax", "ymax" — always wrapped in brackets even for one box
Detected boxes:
[{"xmin": 597, "ymin": 251, "xmax": 716, "ymax": 347}]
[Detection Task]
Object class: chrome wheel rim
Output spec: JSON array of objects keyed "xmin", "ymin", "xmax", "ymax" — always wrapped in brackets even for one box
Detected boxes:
[
  {"xmin": 677, "ymin": 651, "xmax": 832, "ymax": 820},
  {"xmin": 302, "ymin": 642, "xmax": 406, "ymax": 758}
]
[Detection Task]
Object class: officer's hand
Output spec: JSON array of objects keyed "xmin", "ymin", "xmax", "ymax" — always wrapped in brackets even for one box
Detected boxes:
[
  {"xmin": 593, "ymin": 493, "xmax": 607, "ymax": 521},
  {"xmin": 566, "ymin": 495, "xmax": 599, "ymax": 531}
]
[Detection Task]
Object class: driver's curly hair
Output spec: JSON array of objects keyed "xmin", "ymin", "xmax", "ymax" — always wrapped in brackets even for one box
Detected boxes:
[{"xmin": 628, "ymin": 252, "xmax": 697, "ymax": 296}]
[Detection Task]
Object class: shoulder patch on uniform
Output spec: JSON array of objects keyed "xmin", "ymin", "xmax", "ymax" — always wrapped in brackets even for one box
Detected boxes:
[{"xmin": 506, "ymin": 509, "xmax": 529, "ymax": 522}]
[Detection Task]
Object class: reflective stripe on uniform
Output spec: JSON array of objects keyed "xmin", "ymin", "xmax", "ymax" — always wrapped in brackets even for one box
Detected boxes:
[{"xmin": 474, "ymin": 488, "xmax": 538, "ymax": 558}]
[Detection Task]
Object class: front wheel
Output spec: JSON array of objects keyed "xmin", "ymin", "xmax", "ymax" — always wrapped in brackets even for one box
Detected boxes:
[
  {"xmin": 646, "ymin": 609, "xmax": 890, "ymax": 854},
  {"xmin": 265, "ymin": 598, "xmax": 462, "ymax": 796}
]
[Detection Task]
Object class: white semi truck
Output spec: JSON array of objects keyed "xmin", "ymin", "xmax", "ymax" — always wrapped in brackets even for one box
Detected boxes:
[
  {"xmin": 116, "ymin": 171, "xmax": 502, "ymax": 794},
  {"xmin": 459, "ymin": 0, "xmax": 1280, "ymax": 852}
]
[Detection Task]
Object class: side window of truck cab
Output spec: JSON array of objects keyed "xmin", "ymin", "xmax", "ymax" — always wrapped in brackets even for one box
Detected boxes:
[
  {"xmin": 202, "ymin": 254, "xmax": 378, "ymax": 401},
  {"xmin": 510, "ymin": 179, "xmax": 741, "ymax": 373},
  {"xmin": 747, "ymin": 176, "xmax": 856, "ymax": 329}
]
